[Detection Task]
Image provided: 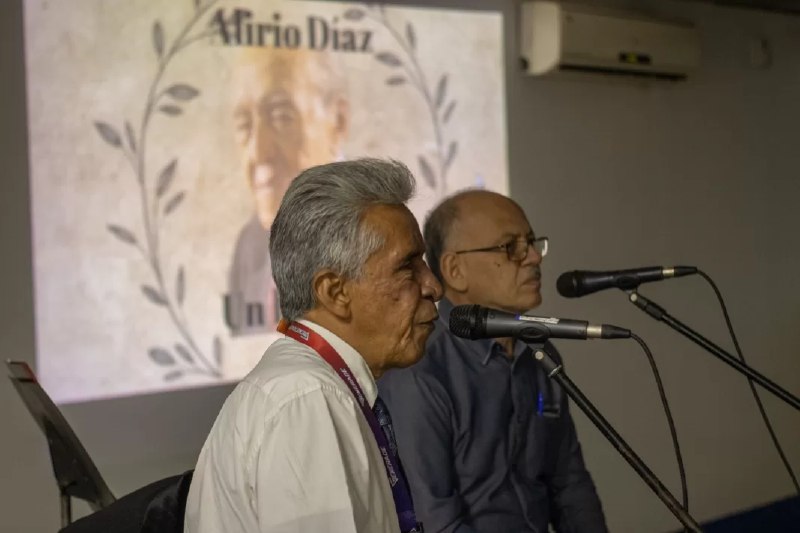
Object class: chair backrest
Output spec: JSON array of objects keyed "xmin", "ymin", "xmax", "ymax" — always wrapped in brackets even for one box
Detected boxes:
[
  {"xmin": 140, "ymin": 470, "xmax": 194, "ymax": 533},
  {"xmin": 6, "ymin": 360, "xmax": 116, "ymax": 510},
  {"xmin": 59, "ymin": 470, "xmax": 194, "ymax": 533}
]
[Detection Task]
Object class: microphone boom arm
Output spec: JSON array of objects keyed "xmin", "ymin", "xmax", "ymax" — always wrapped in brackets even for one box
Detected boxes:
[
  {"xmin": 628, "ymin": 291, "xmax": 800, "ymax": 411},
  {"xmin": 531, "ymin": 346, "xmax": 702, "ymax": 532}
]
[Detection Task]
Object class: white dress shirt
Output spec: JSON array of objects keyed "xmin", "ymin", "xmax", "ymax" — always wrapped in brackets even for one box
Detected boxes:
[{"xmin": 184, "ymin": 320, "xmax": 401, "ymax": 533}]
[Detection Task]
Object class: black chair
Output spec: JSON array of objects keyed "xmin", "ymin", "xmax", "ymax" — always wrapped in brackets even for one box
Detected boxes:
[
  {"xmin": 7, "ymin": 360, "xmax": 195, "ymax": 532},
  {"xmin": 58, "ymin": 470, "xmax": 194, "ymax": 533},
  {"xmin": 6, "ymin": 360, "xmax": 116, "ymax": 526}
]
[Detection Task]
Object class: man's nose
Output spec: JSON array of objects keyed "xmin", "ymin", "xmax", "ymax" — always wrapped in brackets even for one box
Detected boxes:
[
  {"xmin": 521, "ymin": 245, "xmax": 542, "ymax": 268},
  {"xmin": 420, "ymin": 264, "xmax": 443, "ymax": 302},
  {"xmin": 247, "ymin": 118, "xmax": 279, "ymax": 164}
]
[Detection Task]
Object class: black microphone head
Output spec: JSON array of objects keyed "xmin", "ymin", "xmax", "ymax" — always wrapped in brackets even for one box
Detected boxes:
[
  {"xmin": 556, "ymin": 271, "xmax": 582, "ymax": 298},
  {"xmin": 449, "ymin": 305, "xmax": 485, "ymax": 339}
]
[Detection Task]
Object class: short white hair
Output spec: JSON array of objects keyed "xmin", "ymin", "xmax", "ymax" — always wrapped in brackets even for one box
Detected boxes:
[{"xmin": 270, "ymin": 158, "xmax": 416, "ymax": 320}]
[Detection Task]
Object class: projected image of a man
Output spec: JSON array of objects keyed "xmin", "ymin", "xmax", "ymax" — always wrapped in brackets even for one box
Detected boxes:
[{"xmin": 226, "ymin": 47, "xmax": 349, "ymax": 336}]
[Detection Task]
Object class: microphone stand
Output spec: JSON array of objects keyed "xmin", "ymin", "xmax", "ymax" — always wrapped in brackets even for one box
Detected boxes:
[
  {"xmin": 525, "ymin": 341, "xmax": 702, "ymax": 532},
  {"xmin": 627, "ymin": 291, "xmax": 800, "ymax": 411}
]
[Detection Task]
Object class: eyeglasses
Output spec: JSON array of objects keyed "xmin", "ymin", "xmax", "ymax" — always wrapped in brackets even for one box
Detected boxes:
[{"xmin": 453, "ymin": 235, "xmax": 548, "ymax": 262}]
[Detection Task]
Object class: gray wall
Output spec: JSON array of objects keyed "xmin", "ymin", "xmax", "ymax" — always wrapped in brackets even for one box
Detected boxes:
[
  {"xmin": 507, "ymin": 1, "xmax": 800, "ymax": 530},
  {"xmin": 1, "ymin": 1, "xmax": 798, "ymax": 532}
]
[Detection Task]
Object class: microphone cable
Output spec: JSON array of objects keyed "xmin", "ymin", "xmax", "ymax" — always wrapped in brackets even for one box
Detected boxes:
[
  {"xmin": 697, "ymin": 269, "xmax": 799, "ymax": 495},
  {"xmin": 630, "ymin": 333, "xmax": 689, "ymax": 517}
]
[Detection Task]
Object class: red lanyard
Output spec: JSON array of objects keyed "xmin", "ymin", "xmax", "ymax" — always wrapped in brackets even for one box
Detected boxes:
[{"xmin": 280, "ymin": 320, "xmax": 422, "ymax": 533}]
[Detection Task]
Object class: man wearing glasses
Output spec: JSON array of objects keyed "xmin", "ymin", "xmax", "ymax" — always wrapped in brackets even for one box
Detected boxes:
[{"xmin": 379, "ymin": 190, "xmax": 608, "ymax": 533}]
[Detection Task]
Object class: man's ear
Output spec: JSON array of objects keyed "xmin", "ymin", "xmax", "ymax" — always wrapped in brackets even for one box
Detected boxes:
[
  {"xmin": 440, "ymin": 252, "xmax": 468, "ymax": 293},
  {"xmin": 311, "ymin": 269, "xmax": 351, "ymax": 320}
]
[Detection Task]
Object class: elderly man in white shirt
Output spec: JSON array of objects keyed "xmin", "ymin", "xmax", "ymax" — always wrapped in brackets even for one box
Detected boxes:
[{"xmin": 185, "ymin": 158, "xmax": 442, "ymax": 533}]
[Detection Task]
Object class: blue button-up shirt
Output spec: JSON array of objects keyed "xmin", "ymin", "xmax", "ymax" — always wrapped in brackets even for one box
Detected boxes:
[{"xmin": 379, "ymin": 299, "xmax": 608, "ymax": 533}]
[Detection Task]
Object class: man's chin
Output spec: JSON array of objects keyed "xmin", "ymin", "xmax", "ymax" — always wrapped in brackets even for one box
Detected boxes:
[
  {"xmin": 523, "ymin": 298, "xmax": 542, "ymax": 313},
  {"xmin": 254, "ymin": 195, "xmax": 278, "ymax": 228},
  {"xmin": 394, "ymin": 347, "xmax": 427, "ymax": 370},
  {"xmin": 256, "ymin": 210, "xmax": 276, "ymax": 229},
  {"xmin": 509, "ymin": 292, "xmax": 542, "ymax": 314}
]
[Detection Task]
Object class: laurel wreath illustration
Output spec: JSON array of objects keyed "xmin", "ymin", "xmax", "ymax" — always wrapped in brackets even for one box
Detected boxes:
[
  {"xmin": 93, "ymin": 1, "xmax": 458, "ymax": 382},
  {"xmin": 93, "ymin": 0, "xmax": 223, "ymax": 382},
  {"xmin": 346, "ymin": 4, "xmax": 459, "ymax": 194}
]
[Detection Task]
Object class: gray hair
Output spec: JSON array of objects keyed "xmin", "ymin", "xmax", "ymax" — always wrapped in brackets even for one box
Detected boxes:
[
  {"xmin": 423, "ymin": 195, "xmax": 461, "ymax": 284},
  {"xmin": 270, "ymin": 158, "xmax": 416, "ymax": 320}
]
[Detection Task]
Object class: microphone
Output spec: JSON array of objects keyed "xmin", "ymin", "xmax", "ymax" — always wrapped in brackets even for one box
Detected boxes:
[
  {"xmin": 556, "ymin": 266, "xmax": 697, "ymax": 298},
  {"xmin": 449, "ymin": 304, "xmax": 630, "ymax": 342}
]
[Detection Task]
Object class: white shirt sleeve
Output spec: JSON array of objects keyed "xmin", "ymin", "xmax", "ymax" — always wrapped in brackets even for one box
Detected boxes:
[{"xmin": 253, "ymin": 384, "xmax": 400, "ymax": 533}]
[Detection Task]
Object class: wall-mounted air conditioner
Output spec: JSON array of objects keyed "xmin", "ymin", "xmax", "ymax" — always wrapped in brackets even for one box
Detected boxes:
[{"xmin": 520, "ymin": 1, "xmax": 700, "ymax": 80}]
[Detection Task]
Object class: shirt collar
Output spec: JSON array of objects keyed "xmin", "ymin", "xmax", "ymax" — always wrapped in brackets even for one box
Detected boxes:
[
  {"xmin": 438, "ymin": 298, "xmax": 531, "ymax": 367},
  {"xmin": 297, "ymin": 319, "xmax": 379, "ymax": 407}
]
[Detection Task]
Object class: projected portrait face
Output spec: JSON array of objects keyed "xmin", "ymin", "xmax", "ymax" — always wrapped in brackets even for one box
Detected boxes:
[
  {"xmin": 226, "ymin": 48, "xmax": 350, "ymax": 337},
  {"xmin": 232, "ymin": 48, "xmax": 349, "ymax": 229}
]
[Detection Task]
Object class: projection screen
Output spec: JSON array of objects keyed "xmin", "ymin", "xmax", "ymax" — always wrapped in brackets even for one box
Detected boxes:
[{"xmin": 24, "ymin": 0, "xmax": 508, "ymax": 403}]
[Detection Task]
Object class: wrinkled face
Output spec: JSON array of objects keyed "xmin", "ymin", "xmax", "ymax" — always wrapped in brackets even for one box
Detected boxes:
[
  {"xmin": 348, "ymin": 205, "xmax": 442, "ymax": 374},
  {"xmin": 232, "ymin": 49, "xmax": 347, "ymax": 228},
  {"xmin": 449, "ymin": 194, "xmax": 543, "ymax": 313}
]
